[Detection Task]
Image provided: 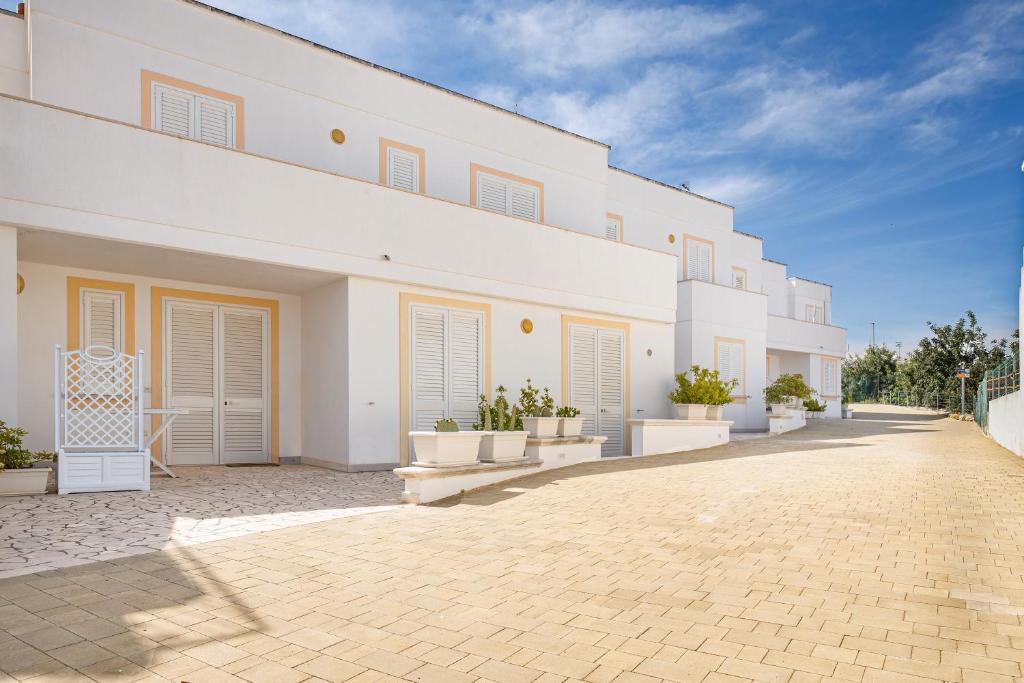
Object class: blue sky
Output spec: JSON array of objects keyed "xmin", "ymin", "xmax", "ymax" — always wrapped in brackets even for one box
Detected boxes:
[{"xmin": 8, "ymin": 0, "xmax": 1022, "ymax": 352}]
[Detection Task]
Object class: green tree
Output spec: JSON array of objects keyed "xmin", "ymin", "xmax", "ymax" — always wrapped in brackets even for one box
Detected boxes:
[{"xmin": 842, "ymin": 345, "xmax": 898, "ymax": 402}]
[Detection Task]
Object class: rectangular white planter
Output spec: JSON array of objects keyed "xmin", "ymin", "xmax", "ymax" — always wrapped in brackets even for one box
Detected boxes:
[
  {"xmin": 705, "ymin": 405, "xmax": 725, "ymax": 421},
  {"xmin": 0, "ymin": 468, "xmax": 50, "ymax": 496},
  {"xmin": 521, "ymin": 417, "xmax": 559, "ymax": 438},
  {"xmin": 478, "ymin": 431, "xmax": 528, "ymax": 463},
  {"xmin": 557, "ymin": 417, "xmax": 583, "ymax": 437},
  {"xmin": 58, "ymin": 450, "xmax": 151, "ymax": 494},
  {"xmin": 410, "ymin": 432, "xmax": 482, "ymax": 467},
  {"xmin": 673, "ymin": 404, "xmax": 707, "ymax": 420}
]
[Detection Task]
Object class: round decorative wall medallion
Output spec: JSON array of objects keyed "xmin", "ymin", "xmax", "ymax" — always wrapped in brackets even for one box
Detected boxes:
[
  {"xmin": 520, "ymin": 318, "xmax": 534, "ymax": 334},
  {"xmin": 16, "ymin": 273, "xmax": 24, "ymax": 295},
  {"xmin": 668, "ymin": 234, "xmax": 676, "ymax": 244},
  {"xmin": 646, "ymin": 348, "xmax": 653, "ymax": 357},
  {"xmin": 330, "ymin": 128, "xmax": 346, "ymax": 144}
]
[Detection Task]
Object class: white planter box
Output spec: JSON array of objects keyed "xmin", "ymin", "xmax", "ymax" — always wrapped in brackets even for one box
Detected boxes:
[
  {"xmin": 769, "ymin": 403, "xmax": 788, "ymax": 414},
  {"xmin": 807, "ymin": 411, "xmax": 824, "ymax": 419},
  {"xmin": 58, "ymin": 451, "xmax": 151, "ymax": 494},
  {"xmin": 0, "ymin": 468, "xmax": 50, "ymax": 496},
  {"xmin": 410, "ymin": 432, "xmax": 482, "ymax": 467},
  {"xmin": 558, "ymin": 417, "xmax": 584, "ymax": 437},
  {"xmin": 705, "ymin": 405, "xmax": 725, "ymax": 421},
  {"xmin": 478, "ymin": 431, "xmax": 528, "ymax": 462},
  {"xmin": 522, "ymin": 417, "xmax": 559, "ymax": 438},
  {"xmin": 673, "ymin": 404, "xmax": 707, "ymax": 420}
]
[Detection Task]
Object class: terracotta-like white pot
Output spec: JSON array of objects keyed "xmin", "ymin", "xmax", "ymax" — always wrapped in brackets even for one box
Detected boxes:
[
  {"xmin": 410, "ymin": 432, "xmax": 482, "ymax": 467},
  {"xmin": 0, "ymin": 468, "xmax": 50, "ymax": 496},
  {"xmin": 674, "ymin": 404, "xmax": 707, "ymax": 420},
  {"xmin": 769, "ymin": 403, "xmax": 788, "ymax": 414},
  {"xmin": 557, "ymin": 417, "xmax": 584, "ymax": 437},
  {"xmin": 522, "ymin": 417, "xmax": 560, "ymax": 438},
  {"xmin": 705, "ymin": 405, "xmax": 724, "ymax": 421},
  {"xmin": 478, "ymin": 431, "xmax": 528, "ymax": 462}
]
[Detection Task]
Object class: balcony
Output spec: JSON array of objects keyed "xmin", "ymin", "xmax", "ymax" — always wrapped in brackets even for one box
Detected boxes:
[
  {"xmin": 677, "ymin": 279, "xmax": 767, "ymax": 329},
  {"xmin": 767, "ymin": 314, "xmax": 846, "ymax": 356},
  {"xmin": 0, "ymin": 94, "xmax": 676, "ymax": 322}
]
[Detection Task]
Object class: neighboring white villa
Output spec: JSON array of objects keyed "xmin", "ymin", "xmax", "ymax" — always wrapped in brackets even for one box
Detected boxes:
[{"xmin": 0, "ymin": 0, "xmax": 847, "ymax": 472}]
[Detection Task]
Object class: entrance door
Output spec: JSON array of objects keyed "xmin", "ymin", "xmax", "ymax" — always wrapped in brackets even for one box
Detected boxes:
[
  {"xmin": 569, "ymin": 324, "xmax": 625, "ymax": 456},
  {"xmin": 165, "ymin": 300, "xmax": 269, "ymax": 465},
  {"xmin": 410, "ymin": 304, "xmax": 483, "ymax": 433}
]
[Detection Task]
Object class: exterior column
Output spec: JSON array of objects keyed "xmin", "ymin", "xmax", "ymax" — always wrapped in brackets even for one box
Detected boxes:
[{"xmin": 0, "ymin": 226, "xmax": 17, "ymax": 424}]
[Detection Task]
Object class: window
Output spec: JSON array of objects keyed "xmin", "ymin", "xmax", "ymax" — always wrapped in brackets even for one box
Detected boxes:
[
  {"xmin": 684, "ymin": 236, "xmax": 714, "ymax": 283},
  {"xmin": 471, "ymin": 164, "xmax": 543, "ymax": 222},
  {"xmin": 804, "ymin": 304, "xmax": 824, "ymax": 323},
  {"xmin": 766, "ymin": 354, "xmax": 780, "ymax": 383},
  {"xmin": 81, "ymin": 288, "xmax": 125, "ymax": 355},
  {"xmin": 379, "ymin": 138, "xmax": 425, "ymax": 193},
  {"xmin": 715, "ymin": 338, "xmax": 745, "ymax": 397},
  {"xmin": 151, "ymin": 82, "xmax": 238, "ymax": 148},
  {"xmin": 822, "ymin": 357, "xmax": 839, "ymax": 397},
  {"xmin": 605, "ymin": 213, "xmax": 623, "ymax": 241},
  {"xmin": 732, "ymin": 267, "xmax": 747, "ymax": 290}
]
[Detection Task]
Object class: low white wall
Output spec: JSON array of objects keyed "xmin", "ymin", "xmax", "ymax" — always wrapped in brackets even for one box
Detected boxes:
[
  {"xmin": 989, "ymin": 391, "xmax": 1024, "ymax": 457},
  {"xmin": 629, "ymin": 419, "xmax": 730, "ymax": 456}
]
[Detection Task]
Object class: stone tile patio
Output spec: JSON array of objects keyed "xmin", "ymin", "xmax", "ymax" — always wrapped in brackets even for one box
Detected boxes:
[
  {"xmin": 3, "ymin": 405, "xmax": 1024, "ymax": 682},
  {"xmin": 0, "ymin": 466, "xmax": 403, "ymax": 578}
]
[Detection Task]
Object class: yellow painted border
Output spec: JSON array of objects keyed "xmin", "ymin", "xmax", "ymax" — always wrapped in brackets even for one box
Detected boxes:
[
  {"xmin": 399, "ymin": 292, "xmax": 492, "ymax": 466},
  {"xmin": 714, "ymin": 336, "xmax": 747, "ymax": 403},
  {"xmin": 561, "ymin": 315, "xmax": 631, "ymax": 454},
  {"xmin": 606, "ymin": 212, "xmax": 624, "ymax": 242},
  {"xmin": 469, "ymin": 162, "xmax": 545, "ymax": 223},
  {"xmin": 683, "ymin": 234, "xmax": 716, "ymax": 283},
  {"xmin": 150, "ymin": 287, "xmax": 279, "ymax": 463},
  {"xmin": 141, "ymin": 69, "xmax": 246, "ymax": 150},
  {"xmin": 66, "ymin": 277, "xmax": 136, "ymax": 352},
  {"xmin": 379, "ymin": 137, "xmax": 426, "ymax": 193},
  {"xmin": 820, "ymin": 356, "xmax": 840, "ymax": 399},
  {"xmin": 731, "ymin": 266, "xmax": 748, "ymax": 290}
]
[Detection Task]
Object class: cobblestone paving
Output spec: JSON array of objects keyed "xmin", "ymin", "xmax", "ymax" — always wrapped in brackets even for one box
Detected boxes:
[
  {"xmin": 0, "ymin": 466, "xmax": 403, "ymax": 578},
  {"xmin": 3, "ymin": 405, "xmax": 1024, "ymax": 682}
]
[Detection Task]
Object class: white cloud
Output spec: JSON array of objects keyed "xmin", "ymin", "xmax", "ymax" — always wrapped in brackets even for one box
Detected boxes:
[
  {"xmin": 690, "ymin": 172, "xmax": 781, "ymax": 207},
  {"xmin": 460, "ymin": 0, "xmax": 759, "ymax": 77}
]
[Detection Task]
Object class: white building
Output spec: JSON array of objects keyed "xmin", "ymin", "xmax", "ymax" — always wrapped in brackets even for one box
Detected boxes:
[{"xmin": 0, "ymin": 0, "xmax": 846, "ymax": 471}]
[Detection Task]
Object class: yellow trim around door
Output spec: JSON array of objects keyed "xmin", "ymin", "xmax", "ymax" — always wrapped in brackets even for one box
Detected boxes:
[
  {"xmin": 560, "ymin": 314, "xmax": 632, "ymax": 454},
  {"xmin": 399, "ymin": 292, "xmax": 492, "ymax": 466},
  {"xmin": 66, "ymin": 277, "xmax": 136, "ymax": 352},
  {"xmin": 140, "ymin": 69, "xmax": 246, "ymax": 150},
  {"xmin": 714, "ymin": 336, "xmax": 747, "ymax": 403},
  {"xmin": 150, "ymin": 287, "xmax": 279, "ymax": 463}
]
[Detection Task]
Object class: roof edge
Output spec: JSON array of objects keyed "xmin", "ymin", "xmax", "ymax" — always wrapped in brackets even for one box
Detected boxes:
[
  {"xmin": 608, "ymin": 165, "xmax": 734, "ymax": 209},
  {"xmin": 179, "ymin": 0, "xmax": 610, "ymax": 149},
  {"xmin": 790, "ymin": 275, "xmax": 833, "ymax": 288},
  {"xmin": 762, "ymin": 257, "xmax": 787, "ymax": 266},
  {"xmin": 733, "ymin": 229, "xmax": 762, "ymax": 241},
  {"xmin": 0, "ymin": 7, "xmax": 22, "ymax": 18}
]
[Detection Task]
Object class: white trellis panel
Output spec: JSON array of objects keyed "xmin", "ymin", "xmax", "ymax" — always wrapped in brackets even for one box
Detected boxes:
[{"xmin": 55, "ymin": 345, "xmax": 150, "ymax": 494}]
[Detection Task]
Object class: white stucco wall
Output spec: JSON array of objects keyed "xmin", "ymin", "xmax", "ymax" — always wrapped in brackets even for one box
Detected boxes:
[
  {"xmin": 15, "ymin": 261, "xmax": 303, "ymax": 457},
  {"xmin": 27, "ymin": 0, "xmax": 609, "ymax": 237},
  {"xmin": 988, "ymin": 391, "xmax": 1024, "ymax": 457},
  {"xmin": 301, "ymin": 278, "xmax": 349, "ymax": 467},
  {"xmin": 0, "ymin": 12, "xmax": 28, "ymax": 98},
  {"xmin": 762, "ymin": 260, "xmax": 791, "ymax": 317},
  {"xmin": 0, "ymin": 227, "xmax": 17, "ymax": 424}
]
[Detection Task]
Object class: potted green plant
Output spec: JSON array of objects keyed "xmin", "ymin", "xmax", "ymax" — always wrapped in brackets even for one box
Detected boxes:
[
  {"xmin": 669, "ymin": 367, "xmax": 706, "ymax": 419},
  {"xmin": 409, "ymin": 417, "xmax": 483, "ymax": 467},
  {"xmin": 475, "ymin": 388, "xmax": 527, "ymax": 462},
  {"xmin": 519, "ymin": 379, "xmax": 559, "ymax": 438},
  {"xmin": 764, "ymin": 374, "xmax": 813, "ymax": 414},
  {"xmin": 803, "ymin": 397, "xmax": 827, "ymax": 418},
  {"xmin": 0, "ymin": 421, "xmax": 49, "ymax": 496},
  {"xmin": 691, "ymin": 366, "xmax": 738, "ymax": 420},
  {"xmin": 556, "ymin": 406, "xmax": 583, "ymax": 436}
]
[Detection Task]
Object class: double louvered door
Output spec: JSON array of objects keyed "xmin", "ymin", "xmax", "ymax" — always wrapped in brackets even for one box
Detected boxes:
[
  {"xmin": 568, "ymin": 324, "xmax": 625, "ymax": 456},
  {"xmin": 164, "ymin": 300, "xmax": 269, "ymax": 465}
]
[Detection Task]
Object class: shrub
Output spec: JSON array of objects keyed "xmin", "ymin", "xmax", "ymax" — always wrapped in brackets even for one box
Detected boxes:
[
  {"xmin": 669, "ymin": 366, "xmax": 737, "ymax": 405},
  {"xmin": 764, "ymin": 374, "xmax": 814, "ymax": 405},
  {"xmin": 0, "ymin": 421, "xmax": 33, "ymax": 470},
  {"xmin": 803, "ymin": 398, "xmax": 827, "ymax": 412},
  {"xmin": 669, "ymin": 371, "xmax": 697, "ymax": 404},
  {"xmin": 519, "ymin": 379, "xmax": 554, "ymax": 417},
  {"xmin": 556, "ymin": 406, "xmax": 580, "ymax": 418}
]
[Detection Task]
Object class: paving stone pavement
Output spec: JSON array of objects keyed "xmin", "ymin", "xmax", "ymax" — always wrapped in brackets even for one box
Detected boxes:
[
  {"xmin": 0, "ymin": 466, "xmax": 403, "ymax": 578},
  {"xmin": 3, "ymin": 405, "xmax": 1024, "ymax": 683}
]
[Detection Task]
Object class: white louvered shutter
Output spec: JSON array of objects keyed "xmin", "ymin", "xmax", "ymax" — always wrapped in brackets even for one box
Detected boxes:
[
  {"xmin": 717, "ymin": 342, "xmax": 744, "ymax": 396},
  {"xmin": 597, "ymin": 330, "xmax": 625, "ymax": 456},
  {"xmin": 766, "ymin": 354, "xmax": 780, "ymax": 383},
  {"xmin": 605, "ymin": 218, "xmax": 621, "ymax": 241},
  {"xmin": 569, "ymin": 325, "xmax": 598, "ymax": 440},
  {"xmin": 687, "ymin": 241, "xmax": 713, "ymax": 282},
  {"xmin": 220, "ymin": 307, "xmax": 267, "ymax": 463},
  {"xmin": 477, "ymin": 174, "xmax": 508, "ymax": 214},
  {"xmin": 823, "ymin": 359, "xmax": 837, "ymax": 396},
  {"xmin": 153, "ymin": 84, "xmax": 193, "ymax": 138},
  {"xmin": 196, "ymin": 95, "xmax": 235, "ymax": 147},
  {"xmin": 448, "ymin": 311, "xmax": 483, "ymax": 429},
  {"xmin": 733, "ymin": 270, "xmax": 746, "ymax": 289},
  {"xmin": 81, "ymin": 289, "xmax": 123, "ymax": 355},
  {"xmin": 508, "ymin": 182, "xmax": 539, "ymax": 221},
  {"xmin": 166, "ymin": 302, "xmax": 217, "ymax": 465},
  {"xmin": 387, "ymin": 147, "xmax": 420, "ymax": 192},
  {"xmin": 411, "ymin": 307, "xmax": 447, "ymax": 432}
]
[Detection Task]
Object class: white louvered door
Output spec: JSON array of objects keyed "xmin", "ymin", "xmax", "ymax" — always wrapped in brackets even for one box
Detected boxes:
[
  {"xmin": 152, "ymin": 83, "xmax": 236, "ymax": 148},
  {"xmin": 569, "ymin": 325, "xmax": 625, "ymax": 456},
  {"xmin": 410, "ymin": 305, "xmax": 483, "ymax": 435},
  {"xmin": 165, "ymin": 300, "xmax": 269, "ymax": 465},
  {"xmin": 166, "ymin": 301, "xmax": 218, "ymax": 465},
  {"xmin": 219, "ymin": 307, "xmax": 269, "ymax": 464}
]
